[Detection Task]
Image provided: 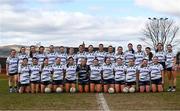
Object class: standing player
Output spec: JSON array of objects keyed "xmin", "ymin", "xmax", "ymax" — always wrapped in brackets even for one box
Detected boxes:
[
  {"xmin": 114, "ymin": 58, "xmax": 126, "ymax": 93},
  {"xmin": 77, "ymin": 58, "xmax": 90, "ymax": 93},
  {"xmin": 149, "ymin": 56, "xmax": 164, "ymax": 92},
  {"xmin": 36, "ymin": 46, "xmax": 47, "ymax": 65},
  {"xmin": 57, "ymin": 46, "xmax": 67, "ymax": 65},
  {"xmin": 106, "ymin": 45, "xmax": 116, "ymax": 64},
  {"xmin": 86, "ymin": 45, "xmax": 96, "ymax": 66},
  {"xmin": 29, "ymin": 57, "xmax": 41, "ymax": 93},
  {"xmin": 90, "ymin": 58, "xmax": 102, "ymax": 93},
  {"xmin": 47, "ymin": 45, "xmax": 57, "ymax": 66},
  {"xmin": 95, "ymin": 44, "xmax": 107, "ymax": 65},
  {"xmin": 40, "ymin": 58, "xmax": 52, "ymax": 93},
  {"xmin": 115, "ymin": 46, "xmax": 124, "ymax": 61},
  {"xmin": 102, "ymin": 57, "xmax": 114, "ymax": 93},
  {"xmin": 65, "ymin": 57, "xmax": 77, "ymax": 93},
  {"xmin": 134, "ymin": 44, "xmax": 145, "ymax": 66},
  {"xmin": 52, "ymin": 57, "xmax": 65, "ymax": 92},
  {"xmin": 124, "ymin": 43, "xmax": 135, "ymax": 65},
  {"xmin": 18, "ymin": 58, "xmax": 30, "ymax": 93},
  {"xmin": 76, "ymin": 45, "xmax": 87, "ymax": 65},
  {"xmin": 125, "ymin": 59, "xmax": 137, "ymax": 92},
  {"xmin": 17, "ymin": 47, "xmax": 29, "ymax": 67},
  {"xmin": 28, "ymin": 45, "xmax": 37, "ymax": 65},
  {"xmin": 137, "ymin": 59, "xmax": 150, "ymax": 93},
  {"xmin": 6, "ymin": 49, "xmax": 19, "ymax": 93},
  {"xmin": 166, "ymin": 44, "xmax": 177, "ymax": 92},
  {"xmin": 145, "ymin": 47, "xmax": 153, "ymax": 66}
]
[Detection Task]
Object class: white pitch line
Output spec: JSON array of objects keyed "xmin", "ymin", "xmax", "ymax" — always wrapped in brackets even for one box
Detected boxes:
[{"xmin": 96, "ymin": 93, "xmax": 110, "ymax": 111}]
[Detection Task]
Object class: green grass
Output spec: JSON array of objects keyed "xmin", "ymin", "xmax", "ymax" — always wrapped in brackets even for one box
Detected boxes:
[{"xmin": 0, "ymin": 72, "xmax": 180, "ymax": 110}]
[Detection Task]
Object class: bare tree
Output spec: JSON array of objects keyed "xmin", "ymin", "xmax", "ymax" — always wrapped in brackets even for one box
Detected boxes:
[{"xmin": 140, "ymin": 18, "xmax": 179, "ymax": 50}]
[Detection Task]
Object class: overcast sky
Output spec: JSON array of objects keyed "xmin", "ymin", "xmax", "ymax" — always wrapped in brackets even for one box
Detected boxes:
[{"xmin": 0, "ymin": 0, "xmax": 180, "ymax": 50}]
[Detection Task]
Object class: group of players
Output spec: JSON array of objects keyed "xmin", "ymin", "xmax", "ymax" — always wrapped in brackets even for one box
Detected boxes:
[{"xmin": 6, "ymin": 43, "xmax": 178, "ymax": 93}]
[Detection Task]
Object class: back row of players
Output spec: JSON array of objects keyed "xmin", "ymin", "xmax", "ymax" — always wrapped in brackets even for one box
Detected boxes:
[{"xmin": 6, "ymin": 43, "xmax": 177, "ymax": 93}]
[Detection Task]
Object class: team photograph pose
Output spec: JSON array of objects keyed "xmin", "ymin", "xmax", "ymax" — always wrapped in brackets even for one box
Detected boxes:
[
  {"xmin": 102, "ymin": 57, "xmax": 115, "ymax": 93},
  {"xmin": 134, "ymin": 44, "xmax": 145, "ymax": 66},
  {"xmin": 47, "ymin": 45, "xmax": 57, "ymax": 66},
  {"xmin": 18, "ymin": 58, "xmax": 30, "ymax": 93},
  {"xmin": 95, "ymin": 44, "xmax": 107, "ymax": 65},
  {"xmin": 57, "ymin": 46, "xmax": 67, "ymax": 65},
  {"xmin": 36, "ymin": 46, "xmax": 47, "ymax": 65},
  {"xmin": 114, "ymin": 58, "xmax": 126, "ymax": 93},
  {"xmin": 124, "ymin": 43, "xmax": 135, "ymax": 65},
  {"xmin": 76, "ymin": 45, "xmax": 87, "ymax": 65},
  {"xmin": 52, "ymin": 57, "xmax": 65, "ymax": 93},
  {"xmin": 125, "ymin": 59, "xmax": 137, "ymax": 93},
  {"xmin": 137, "ymin": 59, "xmax": 150, "ymax": 93},
  {"xmin": 77, "ymin": 58, "xmax": 90, "ymax": 93},
  {"xmin": 6, "ymin": 49, "xmax": 19, "ymax": 93},
  {"xmin": 106, "ymin": 45, "xmax": 116, "ymax": 64},
  {"xmin": 65, "ymin": 57, "xmax": 77, "ymax": 93},
  {"xmin": 86, "ymin": 45, "xmax": 96, "ymax": 66},
  {"xmin": 40, "ymin": 58, "xmax": 52, "ymax": 93},
  {"xmin": 150, "ymin": 56, "xmax": 164, "ymax": 92},
  {"xmin": 90, "ymin": 58, "xmax": 102, "ymax": 93},
  {"xmin": 145, "ymin": 47, "xmax": 153, "ymax": 66},
  {"xmin": 28, "ymin": 45, "xmax": 37, "ymax": 65},
  {"xmin": 166, "ymin": 44, "xmax": 177, "ymax": 92},
  {"xmin": 67, "ymin": 47, "xmax": 77, "ymax": 64},
  {"xmin": 29, "ymin": 57, "xmax": 41, "ymax": 93},
  {"xmin": 115, "ymin": 46, "xmax": 124, "ymax": 61}
]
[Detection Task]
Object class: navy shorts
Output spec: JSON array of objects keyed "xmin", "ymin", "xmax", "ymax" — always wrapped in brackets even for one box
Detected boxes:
[
  {"xmin": 126, "ymin": 81, "xmax": 136, "ymax": 85},
  {"xmin": 9, "ymin": 72, "xmax": 18, "ymax": 76},
  {"xmin": 103, "ymin": 79, "xmax": 114, "ymax": 84},
  {"xmin": 78, "ymin": 79, "xmax": 89, "ymax": 85},
  {"xmin": 65, "ymin": 79, "xmax": 76, "ymax": 84},
  {"xmin": 20, "ymin": 83, "xmax": 30, "ymax": 87},
  {"xmin": 139, "ymin": 81, "xmax": 150, "ymax": 86},
  {"xmin": 52, "ymin": 80, "xmax": 64, "ymax": 85},
  {"xmin": 90, "ymin": 80, "xmax": 102, "ymax": 84},
  {"xmin": 151, "ymin": 78, "xmax": 162, "ymax": 85},
  {"xmin": 159, "ymin": 62, "xmax": 166, "ymax": 70},
  {"xmin": 41, "ymin": 81, "xmax": 51, "ymax": 86},
  {"xmin": 31, "ymin": 81, "xmax": 40, "ymax": 84},
  {"xmin": 166, "ymin": 67, "xmax": 173, "ymax": 71},
  {"xmin": 115, "ymin": 80, "xmax": 125, "ymax": 84}
]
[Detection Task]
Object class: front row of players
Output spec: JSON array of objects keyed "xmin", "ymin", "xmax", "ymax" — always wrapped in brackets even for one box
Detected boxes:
[{"xmin": 11, "ymin": 55, "xmax": 164, "ymax": 94}]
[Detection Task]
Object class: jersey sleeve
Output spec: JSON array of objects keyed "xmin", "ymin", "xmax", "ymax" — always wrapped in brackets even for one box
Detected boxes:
[
  {"xmin": 6, "ymin": 57, "xmax": 10, "ymax": 64},
  {"xmin": 159, "ymin": 64, "xmax": 163, "ymax": 71}
]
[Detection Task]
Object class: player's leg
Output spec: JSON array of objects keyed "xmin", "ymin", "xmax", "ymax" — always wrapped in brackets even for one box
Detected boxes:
[
  {"xmin": 167, "ymin": 69, "xmax": 172, "ymax": 92},
  {"xmin": 31, "ymin": 83, "xmax": 35, "ymax": 93},
  {"xmin": 41, "ymin": 84, "xmax": 45, "ymax": 93},
  {"xmin": 172, "ymin": 70, "xmax": 177, "ymax": 92},
  {"xmin": 90, "ymin": 82, "xmax": 95, "ymax": 93},
  {"xmin": 115, "ymin": 83, "xmax": 120, "ymax": 93}
]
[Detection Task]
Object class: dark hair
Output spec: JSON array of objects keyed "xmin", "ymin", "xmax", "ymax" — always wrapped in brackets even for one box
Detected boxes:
[
  {"xmin": 117, "ymin": 46, "xmax": 123, "ymax": 55},
  {"xmin": 140, "ymin": 59, "xmax": 148, "ymax": 68},
  {"xmin": 145, "ymin": 47, "xmax": 153, "ymax": 61},
  {"xmin": 93, "ymin": 58, "xmax": 99, "ymax": 61},
  {"xmin": 29, "ymin": 45, "xmax": 36, "ymax": 58},
  {"xmin": 23, "ymin": 58, "xmax": 28, "ymax": 61},
  {"xmin": 59, "ymin": 46, "xmax": 64, "ymax": 49},
  {"xmin": 104, "ymin": 57, "xmax": 111, "ymax": 63},
  {"xmin": 32, "ymin": 57, "xmax": 38, "ymax": 60},
  {"xmin": 67, "ymin": 57, "xmax": 74, "ymax": 67},
  {"xmin": 88, "ymin": 45, "xmax": 93, "ymax": 48},
  {"xmin": 128, "ymin": 43, "xmax": 134, "ymax": 54},
  {"xmin": 99, "ymin": 44, "xmax": 103, "ymax": 47},
  {"xmin": 79, "ymin": 45, "xmax": 83, "ymax": 48},
  {"xmin": 156, "ymin": 43, "xmax": 163, "ymax": 52},
  {"xmin": 10, "ymin": 49, "xmax": 16, "ymax": 52},
  {"xmin": 19, "ymin": 46, "xmax": 25, "ymax": 53},
  {"xmin": 39, "ymin": 46, "xmax": 45, "ymax": 53},
  {"xmin": 42, "ymin": 57, "xmax": 48, "ymax": 69}
]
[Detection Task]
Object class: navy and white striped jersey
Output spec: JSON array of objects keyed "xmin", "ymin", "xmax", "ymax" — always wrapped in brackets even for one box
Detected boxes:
[
  {"xmin": 165, "ymin": 52, "xmax": 176, "ymax": 68},
  {"xmin": 47, "ymin": 52, "xmax": 57, "ymax": 66},
  {"xmin": 137, "ymin": 66, "xmax": 150, "ymax": 82},
  {"xmin": 36, "ymin": 52, "xmax": 47, "ymax": 65},
  {"xmin": 17, "ymin": 53, "xmax": 29, "ymax": 65},
  {"xmin": 52, "ymin": 64, "xmax": 65, "ymax": 80},
  {"xmin": 77, "ymin": 65, "xmax": 90, "ymax": 81},
  {"xmin": 29, "ymin": 64, "xmax": 41, "ymax": 82},
  {"xmin": 65, "ymin": 64, "xmax": 77, "ymax": 81},
  {"xmin": 149, "ymin": 63, "xmax": 163, "ymax": 80},
  {"xmin": 155, "ymin": 51, "xmax": 166, "ymax": 62},
  {"xmin": 115, "ymin": 53, "xmax": 124, "ymax": 61},
  {"xmin": 86, "ymin": 52, "xmax": 96, "ymax": 66},
  {"xmin": 76, "ymin": 51, "xmax": 87, "ymax": 65},
  {"xmin": 41, "ymin": 65, "xmax": 52, "ymax": 82},
  {"xmin": 144, "ymin": 54, "xmax": 153, "ymax": 66},
  {"xmin": 67, "ymin": 54, "xmax": 77, "ymax": 64},
  {"xmin": 135, "ymin": 51, "xmax": 145, "ymax": 66},
  {"xmin": 6, "ymin": 56, "xmax": 19, "ymax": 74},
  {"xmin": 114, "ymin": 64, "xmax": 126, "ymax": 81},
  {"xmin": 106, "ymin": 52, "xmax": 116, "ymax": 64},
  {"xmin": 90, "ymin": 65, "xmax": 102, "ymax": 80},
  {"xmin": 124, "ymin": 50, "xmax": 135, "ymax": 64},
  {"xmin": 102, "ymin": 64, "xmax": 114, "ymax": 80},
  {"xmin": 28, "ymin": 53, "xmax": 37, "ymax": 65},
  {"xmin": 95, "ymin": 51, "xmax": 107, "ymax": 65},
  {"xmin": 125, "ymin": 65, "xmax": 137, "ymax": 82},
  {"xmin": 57, "ymin": 52, "xmax": 67, "ymax": 65},
  {"xmin": 19, "ymin": 65, "xmax": 30, "ymax": 84}
]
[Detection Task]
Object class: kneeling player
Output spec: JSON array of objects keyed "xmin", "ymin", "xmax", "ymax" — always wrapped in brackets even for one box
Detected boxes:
[
  {"xmin": 90, "ymin": 58, "xmax": 102, "ymax": 93},
  {"xmin": 30, "ymin": 57, "xmax": 41, "ymax": 93},
  {"xmin": 114, "ymin": 58, "xmax": 126, "ymax": 93},
  {"xmin": 137, "ymin": 59, "xmax": 150, "ymax": 93},
  {"xmin": 18, "ymin": 58, "xmax": 30, "ymax": 93},
  {"xmin": 65, "ymin": 57, "xmax": 77, "ymax": 93},
  {"xmin": 40, "ymin": 58, "xmax": 52, "ymax": 93},
  {"xmin": 125, "ymin": 59, "xmax": 137, "ymax": 93},
  {"xmin": 150, "ymin": 56, "xmax": 164, "ymax": 92},
  {"xmin": 52, "ymin": 57, "xmax": 65, "ymax": 92},
  {"xmin": 102, "ymin": 57, "xmax": 115, "ymax": 93},
  {"xmin": 77, "ymin": 58, "xmax": 90, "ymax": 93}
]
